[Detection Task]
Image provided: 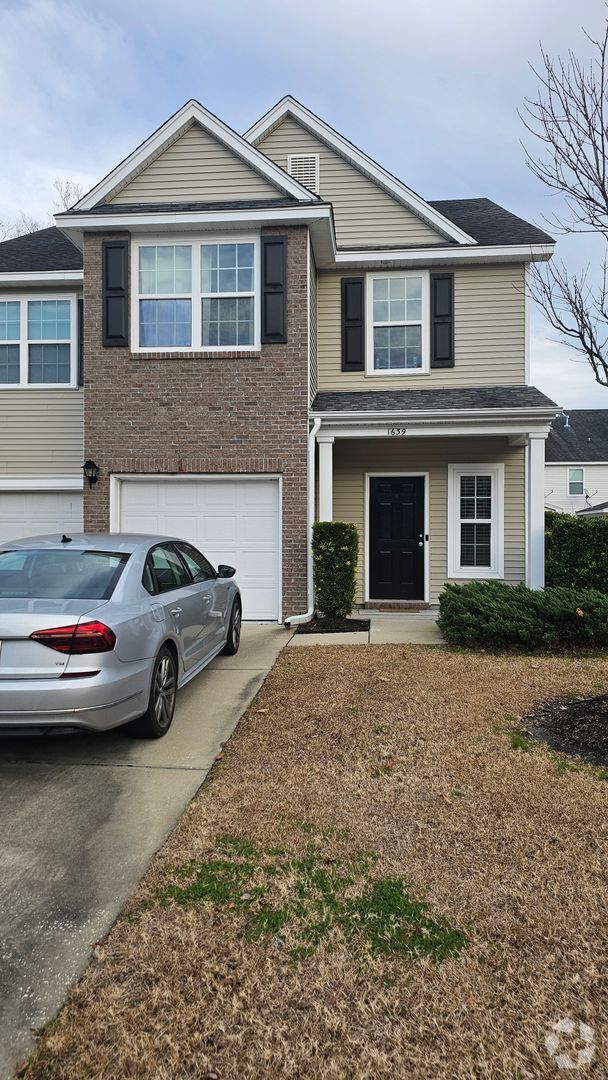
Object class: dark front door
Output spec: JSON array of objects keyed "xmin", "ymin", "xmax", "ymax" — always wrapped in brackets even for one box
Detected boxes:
[{"xmin": 369, "ymin": 476, "xmax": 425, "ymax": 600}]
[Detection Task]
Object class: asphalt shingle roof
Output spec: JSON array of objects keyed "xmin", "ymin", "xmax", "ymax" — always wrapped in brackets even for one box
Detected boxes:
[
  {"xmin": 312, "ymin": 386, "xmax": 558, "ymax": 414},
  {"xmin": 78, "ymin": 198, "xmax": 300, "ymax": 214},
  {"xmin": 429, "ymin": 198, "xmax": 554, "ymax": 247},
  {"xmin": 546, "ymin": 410, "xmax": 608, "ymax": 462},
  {"xmin": 0, "ymin": 226, "xmax": 82, "ymax": 273}
]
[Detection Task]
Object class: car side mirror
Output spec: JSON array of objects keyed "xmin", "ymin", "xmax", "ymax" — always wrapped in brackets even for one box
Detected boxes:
[{"xmin": 217, "ymin": 564, "xmax": 236, "ymax": 579}]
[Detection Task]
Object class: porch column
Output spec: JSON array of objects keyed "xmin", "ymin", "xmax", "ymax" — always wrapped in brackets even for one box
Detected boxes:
[
  {"xmin": 317, "ymin": 435, "xmax": 334, "ymax": 521},
  {"xmin": 527, "ymin": 433, "xmax": 546, "ymax": 589}
]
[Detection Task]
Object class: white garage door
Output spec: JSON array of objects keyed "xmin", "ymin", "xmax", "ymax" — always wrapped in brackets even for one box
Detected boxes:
[
  {"xmin": 0, "ymin": 490, "xmax": 84, "ymax": 544},
  {"xmin": 117, "ymin": 476, "xmax": 281, "ymax": 621}
]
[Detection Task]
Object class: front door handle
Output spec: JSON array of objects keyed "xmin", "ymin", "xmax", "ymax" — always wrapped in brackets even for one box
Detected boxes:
[{"xmin": 418, "ymin": 542, "xmax": 424, "ymax": 547}]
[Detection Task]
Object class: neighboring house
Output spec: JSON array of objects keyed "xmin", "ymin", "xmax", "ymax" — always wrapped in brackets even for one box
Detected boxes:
[
  {"xmin": 0, "ymin": 96, "xmax": 559, "ymax": 620},
  {"xmin": 0, "ymin": 228, "xmax": 84, "ymax": 539},
  {"xmin": 545, "ymin": 410, "xmax": 608, "ymax": 516}
]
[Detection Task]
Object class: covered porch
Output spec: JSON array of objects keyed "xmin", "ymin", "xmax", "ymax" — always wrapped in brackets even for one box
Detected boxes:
[{"xmin": 311, "ymin": 387, "xmax": 559, "ymax": 608}]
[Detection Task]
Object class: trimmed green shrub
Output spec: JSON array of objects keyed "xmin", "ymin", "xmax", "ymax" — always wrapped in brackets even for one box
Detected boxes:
[
  {"xmin": 312, "ymin": 521, "xmax": 359, "ymax": 619},
  {"xmin": 546, "ymin": 511, "xmax": 608, "ymax": 591},
  {"xmin": 438, "ymin": 580, "xmax": 608, "ymax": 652}
]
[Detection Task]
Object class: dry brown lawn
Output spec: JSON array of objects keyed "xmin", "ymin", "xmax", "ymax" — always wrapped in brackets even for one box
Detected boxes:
[{"xmin": 23, "ymin": 645, "xmax": 608, "ymax": 1079}]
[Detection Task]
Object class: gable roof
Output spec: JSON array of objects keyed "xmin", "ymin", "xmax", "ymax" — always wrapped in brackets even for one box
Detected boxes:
[
  {"xmin": 244, "ymin": 96, "xmax": 477, "ymax": 246},
  {"xmin": 0, "ymin": 227, "xmax": 82, "ymax": 273},
  {"xmin": 74, "ymin": 100, "xmax": 319, "ymax": 212},
  {"xmin": 429, "ymin": 199, "xmax": 554, "ymax": 247},
  {"xmin": 546, "ymin": 410, "xmax": 608, "ymax": 462}
]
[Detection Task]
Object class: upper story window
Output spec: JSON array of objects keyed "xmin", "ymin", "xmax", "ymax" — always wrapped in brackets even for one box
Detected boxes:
[
  {"xmin": 0, "ymin": 296, "xmax": 77, "ymax": 387},
  {"xmin": 366, "ymin": 271, "xmax": 429, "ymax": 376},
  {"xmin": 133, "ymin": 237, "xmax": 259, "ymax": 352},
  {"xmin": 568, "ymin": 467, "xmax": 584, "ymax": 496}
]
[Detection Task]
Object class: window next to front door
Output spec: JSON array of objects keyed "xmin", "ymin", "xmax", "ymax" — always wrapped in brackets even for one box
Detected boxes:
[
  {"xmin": 447, "ymin": 464, "xmax": 504, "ymax": 579},
  {"xmin": 368, "ymin": 475, "xmax": 426, "ymax": 600}
]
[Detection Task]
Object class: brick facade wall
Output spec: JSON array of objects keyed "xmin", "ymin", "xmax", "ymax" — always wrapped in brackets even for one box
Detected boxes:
[{"xmin": 82, "ymin": 225, "xmax": 309, "ymax": 619}]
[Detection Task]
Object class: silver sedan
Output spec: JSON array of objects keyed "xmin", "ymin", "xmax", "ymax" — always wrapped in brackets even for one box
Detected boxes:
[{"xmin": 0, "ymin": 533, "xmax": 242, "ymax": 737}]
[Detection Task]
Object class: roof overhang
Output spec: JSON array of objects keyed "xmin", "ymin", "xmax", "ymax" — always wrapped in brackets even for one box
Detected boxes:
[
  {"xmin": 312, "ymin": 405, "xmax": 561, "ymax": 441},
  {"xmin": 0, "ymin": 269, "xmax": 83, "ymax": 286},
  {"xmin": 245, "ymin": 96, "xmax": 478, "ymax": 246},
  {"xmin": 74, "ymin": 99, "xmax": 320, "ymax": 212},
  {"xmin": 55, "ymin": 203, "xmax": 554, "ymax": 271}
]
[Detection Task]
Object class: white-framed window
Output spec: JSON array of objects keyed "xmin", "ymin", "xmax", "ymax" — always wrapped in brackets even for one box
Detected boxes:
[
  {"xmin": 132, "ymin": 236, "xmax": 260, "ymax": 352},
  {"xmin": 568, "ymin": 467, "xmax": 585, "ymax": 496},
  {"xmin": 366, "ymin": 271, "xmax": 429, "ymax": 376},
  {"xmin": 0, "ymin": 295, "xmax": 78, "ymax": 387},
  {"xmin": 447, "ymin": 464, "xmax": 504, "ymax": 579}
]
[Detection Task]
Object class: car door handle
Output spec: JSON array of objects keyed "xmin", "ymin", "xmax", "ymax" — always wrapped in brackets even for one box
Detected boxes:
[{"xmin": 170, "ymin": 607, "xmax": 182, "ymax": 616}]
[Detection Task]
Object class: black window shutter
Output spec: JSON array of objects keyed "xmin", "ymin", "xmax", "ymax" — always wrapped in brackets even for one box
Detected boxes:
[
  {"xmin": 102, "ymin": 239, "xmax": 128, "ymax": 348},
  {"xmin": 341, "ymin": 277, "xmax": 365, "ymax": 371},
  {"xmin": 77, "ymin": 298, "xmax": 84, "ymax": 385},
  {"xmin": 261, "ymin": 236, "xmax": 287, "ymax": 344},
  {"xmin": 430, "ymin": 272, "xmax": 454, "ymax": 368}
]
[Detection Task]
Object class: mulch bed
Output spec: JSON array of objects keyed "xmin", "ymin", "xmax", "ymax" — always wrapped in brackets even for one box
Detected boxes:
[
  {"xmin": 524, "ymin": 693, "xmax": 608, "ymax": 767},
  {"xmin": 296, "ymin": 616, "xmax": 370, "ymax": 634}
]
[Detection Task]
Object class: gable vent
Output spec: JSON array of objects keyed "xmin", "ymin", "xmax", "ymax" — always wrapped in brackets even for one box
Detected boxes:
[{"xmin": 287, "ymin": 154, "xmax": 320, "ymax": 194}]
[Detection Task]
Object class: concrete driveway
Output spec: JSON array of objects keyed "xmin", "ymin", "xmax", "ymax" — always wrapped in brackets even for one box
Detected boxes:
[{"xmin": 0, "ymin": 624, "xmax": 291, "ymax": 1079}]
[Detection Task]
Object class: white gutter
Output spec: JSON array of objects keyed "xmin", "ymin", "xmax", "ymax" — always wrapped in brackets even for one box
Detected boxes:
[
  {"xmin": 0, "ymin": 270, "xmax": 83, "ymax": 284},
  {"xmin": 285, "ymin": 417, "xmax": 321, "ymax": 626},
  {"xmin": 311, "ymin": 405, "xmax": 562, "ymax": 423}
]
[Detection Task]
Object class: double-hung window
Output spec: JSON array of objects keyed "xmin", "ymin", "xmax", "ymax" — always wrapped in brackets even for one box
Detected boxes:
[
  {"xmin": 134, "ymin": 238, "xmax": 259, "ymax": 351},
  {"xmin": 0, "ymin": 296, "xmax": 77, "ymax": 386},
  {"xmin": 448, "ymin": 464, "xmax": 504, "ymax": 579},
  {"xmin": 568, "ymin": 467, "xmax": 584, "ymax": 496},
  {"xmin": 366, "ymin": 271, "xmax": 429, "ymax": 375}
]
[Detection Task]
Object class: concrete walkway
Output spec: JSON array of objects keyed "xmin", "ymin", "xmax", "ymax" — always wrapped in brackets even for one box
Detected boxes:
[
  {"xmin": 0, "ymin": 624, "xmax": 292, "ymax": 1080},
  {"xmin": 287, "ymin": 611, "xmax": 444, "ymax": 647}
]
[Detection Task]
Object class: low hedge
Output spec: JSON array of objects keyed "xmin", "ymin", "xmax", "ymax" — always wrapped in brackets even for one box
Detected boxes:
[
  {"xmin": 438, "ymin": 580, "xmax": 608, "ymax": 652},
  {"xmin": 546, "ymin": 511, "xmax": 608, "ymax": 591},
  {"xmin": 312, "ymin": 521, "xmax": 359, "ymax": 619}
]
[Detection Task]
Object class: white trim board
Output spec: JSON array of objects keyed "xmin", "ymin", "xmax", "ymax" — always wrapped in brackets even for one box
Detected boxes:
[
  {"xmin": 364, "ymin": 472, "xmax": 430, "ymax": 604},
  {"xmin": 0, "ymin": 477, "xmax": 83, "ymax": 491},
  {"xmin": 244, "ymin": 96, "xmax": 477, "ymax": 246},
  {"xmin": 0, "ymin": 271, "xmax": 83, "ymax": 285},
  {"xmin": 74, "ymin": 101, "xmax": 319, "ymax": 212}
]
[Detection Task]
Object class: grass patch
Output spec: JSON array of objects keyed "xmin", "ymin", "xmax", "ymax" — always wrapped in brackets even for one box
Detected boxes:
[
  {"xmin": 155, "ymin": 834, "xmax": 465, "ymax": 963},
  {"xmin": 502, "ymin": 723, "xmax": 608, "ymax": 781}
]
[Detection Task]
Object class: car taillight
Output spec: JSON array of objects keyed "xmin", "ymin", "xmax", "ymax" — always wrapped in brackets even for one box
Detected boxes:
[{"xmin": 30, "ymin": 621, "xmax": 116, "ymax": 654}]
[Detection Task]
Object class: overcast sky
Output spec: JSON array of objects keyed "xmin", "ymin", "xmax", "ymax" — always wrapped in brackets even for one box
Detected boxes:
[{"xmin": 0, "ymin": 0, "xmax": 605, "ymax": 408}]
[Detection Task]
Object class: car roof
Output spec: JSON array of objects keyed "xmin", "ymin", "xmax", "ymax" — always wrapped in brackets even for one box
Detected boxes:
[{"xmin": 0, "ymin": 533, "xmax": 181, "ymax": 554}]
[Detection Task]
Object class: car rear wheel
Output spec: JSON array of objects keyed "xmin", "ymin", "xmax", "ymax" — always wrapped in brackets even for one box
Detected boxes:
[
  {"xmin": 126, "ymin": 646, "xmax": 177, "ymax": 739},
  {"xmin": 221, "ymin": 598, "xmax": 242, "ymax": 656}
]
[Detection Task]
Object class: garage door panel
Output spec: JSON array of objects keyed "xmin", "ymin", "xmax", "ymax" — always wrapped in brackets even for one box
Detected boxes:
[
  {"xmin": 0, "ymin": 491, "xmax": 84, "ymax": 544},
  {"xmin": 118, "ymin": 477, "xmax": 280, "ymax": 621}
]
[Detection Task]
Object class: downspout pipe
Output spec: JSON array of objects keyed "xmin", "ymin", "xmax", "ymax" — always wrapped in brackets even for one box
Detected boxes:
[{"xmin": 285, "ymin": 417, "xmax": 322, "ymax": 626}]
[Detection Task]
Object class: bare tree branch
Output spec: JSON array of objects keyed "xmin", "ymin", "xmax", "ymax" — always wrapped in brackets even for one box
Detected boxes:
[
  {"xmin": 52, "ymin": 177, "xmax": 83, "ymax": 212},
  {"xmin": 522, "ymin": 9, "xmax": 608, "ymax": 386},
  {"xmin": 0, "ymin": 210, "xmax": 43, "ymax": 241}
]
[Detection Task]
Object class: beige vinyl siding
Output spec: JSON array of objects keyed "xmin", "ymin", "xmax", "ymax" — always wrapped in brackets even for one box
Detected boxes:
[
  {"xmin": 332, "ymin": 436, "xmax": 525, "ymax": 604},
  {"xmin": 109, "ymin": 122, "xmax": 282, "ymax": 204},
  {"xmin": 317, "ymin": 264, "xmax": 526, "ymax": 390},
  {"xmin": 255, "ymin": 116, "xmax": 444, "ymax": 247},
  {"xmin": 545, "ymin": 462, "xmax": 608, "ymax": 515},
  {"xmin": 0, "ymin": 389, "xmax": 83, "ymax": 476},
  {"xmin": 309, "ymin": 243, "xmax": 318, "ymax": 403}
]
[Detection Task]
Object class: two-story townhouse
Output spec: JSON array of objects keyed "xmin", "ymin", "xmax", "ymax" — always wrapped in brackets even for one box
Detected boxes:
[
  {"xmin": 0, "ymin": 96, "xmax": 559, "ymax": 621},
  {"xmin": 0, "ymin": 228, "xmax": 84, "ymax": 540}
]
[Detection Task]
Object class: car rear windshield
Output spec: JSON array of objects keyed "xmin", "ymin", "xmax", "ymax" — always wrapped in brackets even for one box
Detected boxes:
[{"xmin": 0, "ymin": 550, "xmax": 129, "ymax": 599}]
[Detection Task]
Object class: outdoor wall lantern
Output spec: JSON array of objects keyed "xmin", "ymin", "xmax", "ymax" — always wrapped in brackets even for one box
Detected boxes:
[{"xmin": 82, "ymin": 460, "xmax": 100, "ymax": 489}]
